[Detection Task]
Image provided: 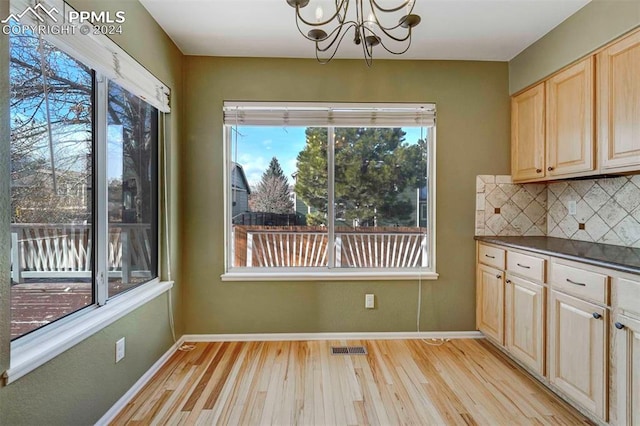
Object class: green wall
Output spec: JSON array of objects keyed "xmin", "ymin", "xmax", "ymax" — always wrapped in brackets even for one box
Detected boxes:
[
  {"xmin": 0, "ymin": 1, "xmax": 184, "ymax": 424},
  {"xmin": 181, "ymin": 57, "xmax": 510, "ymax": 334},
  {"xmin": 509, "ymin": 0, "xmax": 640, "ymax": 94}
]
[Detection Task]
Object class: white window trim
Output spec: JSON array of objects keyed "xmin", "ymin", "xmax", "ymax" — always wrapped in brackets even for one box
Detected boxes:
[
  {"xmin": 4, "ymin": 279, "xmax": 173, "ymax": 384},
  {"xmin": 221, "ymin": 271, "xmax": 438, "ymax": 282},
  {"xmin": 223, "ymin": 102, "xmax": 437, "ymax": 280}
]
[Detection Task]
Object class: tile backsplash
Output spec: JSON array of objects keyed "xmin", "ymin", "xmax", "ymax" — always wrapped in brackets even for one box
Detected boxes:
[
  {"xmin": 476, "ymin": 175, "xmax": 547, "ymax": 237},
  {"xmin": 475, "ymin": 175, "xmax": 640, "ymax": 248},
  {"xmin": 547, "ymin": 176, "xmax": 640, "ymax": 248}
]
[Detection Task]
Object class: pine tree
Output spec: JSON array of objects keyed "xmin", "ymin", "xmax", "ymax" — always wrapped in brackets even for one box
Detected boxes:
[
  {"xmin": 265, "ymin": 157, "xmax": 285, "ymax": 179},
  {"xmin": 250, "ymin": 157, "xmax": 294, "ymax": 214},
  {"xmin": 294, "ymin": 128, "xmax": 426, "ymax": 226}
]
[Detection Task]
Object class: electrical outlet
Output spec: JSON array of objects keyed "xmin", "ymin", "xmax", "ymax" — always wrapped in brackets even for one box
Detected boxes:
[
  {"xmin": 115, "ymin": 337, "xmax": 125, "ymax": 363},
  {"xmin": 568, "ymin": 200, "xmax": 577, "ymax": 216},
  {"xmin": 365, "ymin": 294, "xmax": 375, "ymax": 309}
]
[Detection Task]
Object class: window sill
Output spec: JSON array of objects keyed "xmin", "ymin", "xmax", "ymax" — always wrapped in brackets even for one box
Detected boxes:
[
  {"xmin": 4, "ymin": 279, "xmax": 173, "ymax": 385},
  {"xmin": 220, "ymin": 271, "xmax": 439, "ymax": 282}
]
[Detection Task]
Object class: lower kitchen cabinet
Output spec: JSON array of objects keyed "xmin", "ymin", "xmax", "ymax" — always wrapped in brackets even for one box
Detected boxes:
[
  {"xmin": 476, "ymin": 263, "xmax": 505, "ymax": 345},
  {"xmin": 549, "ymin": 290, "xmax": 608, "ymax": 421},
  {"xmin": 613, "ymin": 314, "xmax": 640, "ymax": 425},
  {"xmin": 505, "ymin": 275, "xmax": 545, "ymax": 375}
]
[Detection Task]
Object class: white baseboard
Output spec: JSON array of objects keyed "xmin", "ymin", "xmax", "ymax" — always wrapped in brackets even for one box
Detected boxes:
[
  {"xmin": 95, "ymin": 337, "xmax": 185, "ymax": 426},
  {"xmin": 180, "ymin": 331, "xmax": 483, "ymax": 342}
]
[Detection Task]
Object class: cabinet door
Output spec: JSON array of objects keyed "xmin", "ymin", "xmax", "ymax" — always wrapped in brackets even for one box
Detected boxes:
[
  {"xmin": 549, "ymin": 290, "xmax": 607, "ymax": 420},
  {"xmin": 477, "ymin": 264, "xmax": 505, "ymax": 345},
  {"xmin": 546, "ymin": 57, "xmax": 594, "ymax": 177},
  {"xmin": 614, "ymin": 314, "xmax": 640, "ymax": 426},
  {"xmin": 505, "ymin": 276, "xmax": 545, "ymax": 375},
  {"xmin": 512, "ymin": 83, "xmax": 545, "ymax": 182},
  {"xmin": 598, "ymin": 30, "xmax": 640, "ymax": 172}
]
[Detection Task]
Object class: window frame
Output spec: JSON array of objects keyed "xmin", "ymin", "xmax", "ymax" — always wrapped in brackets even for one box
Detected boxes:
[
  {"xmin": 3, "ymin": 0, "xmax": 172, "ymax": 383},
  {"xmin": 222, "ymin": 103, "xmax": 438, "ymax": 282}
]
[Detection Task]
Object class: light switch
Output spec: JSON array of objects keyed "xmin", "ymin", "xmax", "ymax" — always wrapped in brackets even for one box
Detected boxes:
[{"xmin": 365, "ymin": 294, "xmax": 375, "ymax": 309}]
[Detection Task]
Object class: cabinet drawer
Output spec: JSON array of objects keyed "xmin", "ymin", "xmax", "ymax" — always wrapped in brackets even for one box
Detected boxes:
[
  {"xmin": 614, "ymin": 276, "xmax": 640, "ymax": 316},
  {"xmin": 479, "ymin": 244, "xmax": 505, "ymax": 269},
  {"xmin": 507, "ymin": 251, "xmax": 545, "ymax": 282},
  {"xmin": 550, "ymin": 262, "xmax": 608, "ymax": 305}
]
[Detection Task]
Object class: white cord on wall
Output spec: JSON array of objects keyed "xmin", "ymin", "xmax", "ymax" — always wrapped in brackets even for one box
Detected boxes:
[
  {"xmin": 415, "ymin": 123, "xmax": 448, "ymax": 347},
  {"xmin": 161, "ymin": 112, "xmax": 194, "ymax": 352}
]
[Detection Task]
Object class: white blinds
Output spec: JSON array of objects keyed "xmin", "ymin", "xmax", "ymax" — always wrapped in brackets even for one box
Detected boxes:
[
  {"xmin": 9, "ymin": 0, "xmax": 171, "ymax": 112},
  {"xmin": 223, "ymin": 102, "xmax": 436, "ymax": 127}
]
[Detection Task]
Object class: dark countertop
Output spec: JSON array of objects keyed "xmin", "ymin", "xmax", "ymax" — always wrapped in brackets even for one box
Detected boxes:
[{"xmin": 475, "ymin": 236, "xmax": 640, "ymax": 275}]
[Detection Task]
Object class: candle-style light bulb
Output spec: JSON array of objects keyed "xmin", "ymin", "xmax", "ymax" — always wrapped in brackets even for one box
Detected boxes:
[
  {"xmin": 315, "ymin": 5, "xmax": 324, "ymax": 22},
  {"xmin": 367, "ymin": 11, "xmax": 375, "ymax": 30}
]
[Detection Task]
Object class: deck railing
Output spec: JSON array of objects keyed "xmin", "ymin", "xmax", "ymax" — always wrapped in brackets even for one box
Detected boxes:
[
  {"xmin": 10, "ymin": 223, "xmax": 152, "ymax": 283},
  {"xmin": 234, "ymin": 225, "xmax": 427, "ymax": 268}
]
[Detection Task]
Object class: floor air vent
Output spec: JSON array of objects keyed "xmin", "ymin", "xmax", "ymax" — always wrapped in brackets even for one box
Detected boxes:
[{"xmin": 330, "ymin": 346, "xmax": 368, "ymax": 355}]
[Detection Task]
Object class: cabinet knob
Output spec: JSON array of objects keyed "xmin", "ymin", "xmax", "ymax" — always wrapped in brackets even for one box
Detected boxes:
[
  {"xmin": 615, "ymin": 322, "xmax": 625, "ymax": 330},
  {"xmin": 547, "ymin": 166, "xmax": 554, "ymax": 171},
  {"xmin": 592, "ymin": 312, "xmax": 602, "ymax": 320},
  {"xmin": 506, "ymin": 279, "xmax": 511, "ymax": 283},
  {"xmin": 496, "ymin": 274, "xmax": 502, "ymax": 279},
  {"xmin": 536, "ymin": 168, "xmax": 542, "ymax": 173}
]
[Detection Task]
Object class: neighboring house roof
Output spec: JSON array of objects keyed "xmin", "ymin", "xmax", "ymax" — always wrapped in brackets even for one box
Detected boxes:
[{"xmin": 231, "ymin": 162, "xmax": 251, "ymax": 195}]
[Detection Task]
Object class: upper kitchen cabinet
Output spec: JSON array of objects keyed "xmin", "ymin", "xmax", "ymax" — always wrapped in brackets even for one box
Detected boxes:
[
  {"xmin": 598, "ymin": 30, "xmax": 640, "ymax": 173},
  {"xmin": 546, "ymin": 57, "xmax": 595, "ymax": 178},
  {"xmin": 511, "ymin": 83, "xmax": 545, "ymax": 182},
  {"xmin": 512, "ymin": 57, "xmax": 596, "ymax": 183}
]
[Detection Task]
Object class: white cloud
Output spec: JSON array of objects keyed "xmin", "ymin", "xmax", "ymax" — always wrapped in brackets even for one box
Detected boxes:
[{"xmin": 237, "ymin": 153, "xmax": 268, "ymax": 186}]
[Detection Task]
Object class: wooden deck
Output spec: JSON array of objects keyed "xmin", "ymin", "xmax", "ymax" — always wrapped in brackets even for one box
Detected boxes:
[
  {"xmin": 111, "ymin": 339, "xmax": 591, "ymax": 425},
  {"xmin": 11, "ymin": 280, "xmax": 142, "ymax": 339}
]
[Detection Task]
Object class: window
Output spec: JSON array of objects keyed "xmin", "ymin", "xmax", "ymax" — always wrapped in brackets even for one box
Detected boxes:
[
  {"xmin": 223, "ymin": 103, "xmax": 436, "ymax": 280},
  {"xmin": 107, "ymin": 81, "xmax": 158, "ymax": 297},
  {"xmin": 8, "ymin": 24, "xmax": 159, "ymax": 340},
  {"xmin": 9, "ymin": 26, "xmax": 94, "ymax": 338}
]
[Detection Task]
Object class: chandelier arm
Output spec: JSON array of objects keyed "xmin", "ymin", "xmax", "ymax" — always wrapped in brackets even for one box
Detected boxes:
[
  {"xmin": 361, "ymin": 32, "xmax": 374, "ymax": 67},
  {"xmin": 315, "ymin": 21, "xmax": 358, "ymax": 53},
  {"xmin": 334, "ymin": 0, "xmax": 345, "ymax": 22},
  {"xmin": 295, "ymin": 14, "xmax": 326, "ymax": 42},
  {"xmin": 367, "ymin": 27, "xmax": 411, "ymax": 43},
  {"xmin": 369, "ymin": 27, "xmax": 413, "ymax": 55},
  {"xmin": 365, "ymin": 15, "xmax": 412, "ymax": 43},
  {"xmin": 367, "ymin": 15, "xmax": 405, "ymax": 32},
  {"xmin": 294, "ymin": 10, "xmax": 354, "ymax": 45},
  {"xmin": 315, "ymin": 23, "xmax": 358, "ymax": 64},
  {"xmin": 369, "ymin": 0, "xmax": 413, "ymax": 13},
  {"xmin": 294, "ymin": 0, "xmax": 349, "ymax": 27},
  {"xmin": 368, "ymin": 6, "xmax": 414, "ymax": 40}
]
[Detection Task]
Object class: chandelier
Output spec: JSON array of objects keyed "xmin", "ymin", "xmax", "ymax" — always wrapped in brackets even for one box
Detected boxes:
[{"xmin": 286, "ymin": 0, "xmax": 421, "ymax": 66}]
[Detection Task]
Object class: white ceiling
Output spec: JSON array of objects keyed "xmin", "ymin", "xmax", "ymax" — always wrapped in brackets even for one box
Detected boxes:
[{"xmin": 139, "ymin": 0, "xmax": 591, "ymax": 61}]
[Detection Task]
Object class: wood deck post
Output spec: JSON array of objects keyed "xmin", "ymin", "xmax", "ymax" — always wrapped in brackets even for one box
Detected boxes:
[
  {"xmin": 335, "ymin": 235, "xmax": 342, "ymax": 267},
  {"xmin": 246, "ymin": 233, "xmax": 253, "ymax": 267},
  {"xmin": 121, "ymin": 228, "xmax": 131, "ymax": 284},
  {"xmin": 11, "ymin": 231, "xmax": 21, "ymax": 284}
]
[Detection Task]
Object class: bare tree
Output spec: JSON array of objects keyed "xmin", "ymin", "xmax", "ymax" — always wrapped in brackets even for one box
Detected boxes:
[{"xmin": 9, "ymin": 27, "xmax": 156, "ymax": 225}]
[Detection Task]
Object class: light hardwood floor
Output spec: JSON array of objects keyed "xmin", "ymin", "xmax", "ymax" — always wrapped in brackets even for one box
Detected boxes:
[{"xmin": 111, "ymin": 339, "xmax": 590, "ymax": 425}]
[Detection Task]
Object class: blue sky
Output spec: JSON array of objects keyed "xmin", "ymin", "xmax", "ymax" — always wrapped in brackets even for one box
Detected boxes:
[{"xmin": 233, "ymin": 126, "xmax": 426, "ymax": 187}]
